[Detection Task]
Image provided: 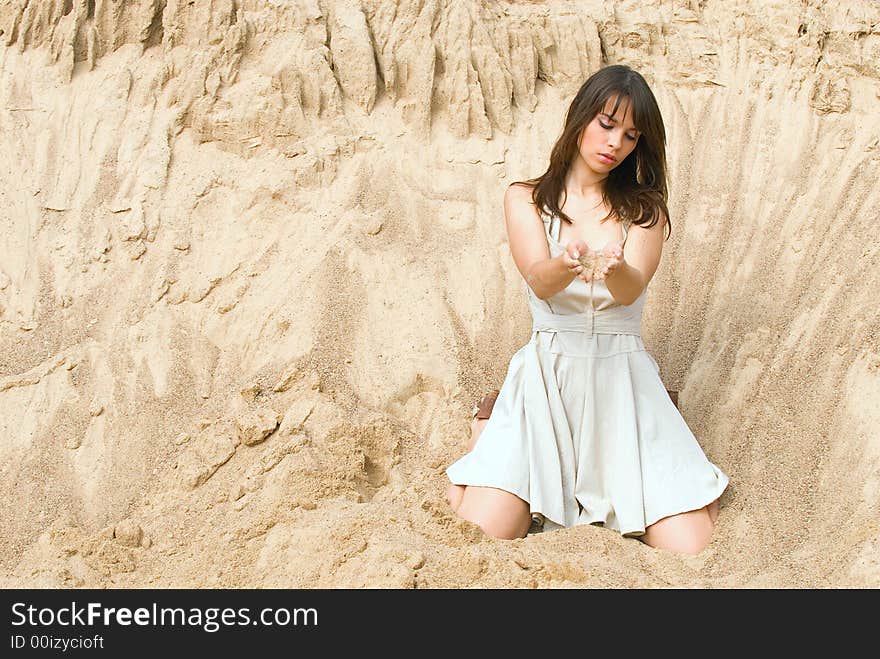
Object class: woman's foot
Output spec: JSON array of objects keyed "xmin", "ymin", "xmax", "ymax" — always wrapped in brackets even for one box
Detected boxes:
[
  {"xmin": 466, "ymin": 389, "xmax": 498, "ymax": 452},
  {"xmin": 528, "ymin": 513, "xmax": 545, "ymax": 534},
  {"xmin": 471, "ymin": 389, "xmax": 499, "ymax": 421}
]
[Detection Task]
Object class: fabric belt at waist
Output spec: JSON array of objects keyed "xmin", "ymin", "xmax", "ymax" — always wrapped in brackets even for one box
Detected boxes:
[{"xmin": 530, "ymin": 307, "xmax": 641, "ymax": 335}]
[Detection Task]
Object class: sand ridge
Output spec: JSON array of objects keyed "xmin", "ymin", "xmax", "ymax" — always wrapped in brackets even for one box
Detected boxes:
[{"xmin": 0, "ymin": 0, "xmax": 878, "ymax": 587}]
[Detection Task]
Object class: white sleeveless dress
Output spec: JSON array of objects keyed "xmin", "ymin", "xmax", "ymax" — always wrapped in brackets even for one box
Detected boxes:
[{"xmin": 446, "ymin": 207, "xmax": 729, "ymax": 536}]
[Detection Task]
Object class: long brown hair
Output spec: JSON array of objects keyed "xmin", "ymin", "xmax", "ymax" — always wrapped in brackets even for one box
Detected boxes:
[{"xmin": 515, "ymin": 65, "xmax": 670, "ymax": 238}]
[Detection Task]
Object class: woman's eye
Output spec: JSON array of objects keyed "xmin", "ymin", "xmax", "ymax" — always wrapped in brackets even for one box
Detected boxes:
[
  {"xmin": 599, "ymin": 120, "xmax": 636, "ymax": 141},
  {"xmin": 599, "ymin": 118, "xmax": 638, "ymax": 141}
]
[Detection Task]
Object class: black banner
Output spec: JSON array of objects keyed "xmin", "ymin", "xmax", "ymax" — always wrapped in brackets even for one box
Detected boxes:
[{"xmin": 0, "ymin": 588, "xmax": 853, "ymax": 652}]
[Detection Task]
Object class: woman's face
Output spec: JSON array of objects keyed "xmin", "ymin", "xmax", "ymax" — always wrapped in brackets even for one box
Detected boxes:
[{"xmin": 578, "ymin": 94, "xmax": 640, "ymax": 172}]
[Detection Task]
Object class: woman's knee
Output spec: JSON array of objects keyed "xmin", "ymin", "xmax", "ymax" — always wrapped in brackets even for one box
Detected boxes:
[
  {"xmin": 707, "ymin": 499, "xmax": 719, "ymax": 525},
  {"xmin": 455, "ymin": 486, "xmax": 531, "ymax": 540},
  {"xmin": 479, "ymin": 519, "xmax": 530, "ymax": 540},
  {"xmin": 664, "ymin": 531, "xmax": 712, "ymax": 555},
  {"xmin": 641, "ymin": 531, "xmax": 712, "ymax": 555},
  {"xmin": 446, "ymin": 484, "xmax": 465, "ymax": 511},
  {"xmin": 474, "ymin": 506, "xmax": 532, "ymax": 540},
  {"xmin": 641, "ymin": 507, "xmax": 715, "ymax": 555}
]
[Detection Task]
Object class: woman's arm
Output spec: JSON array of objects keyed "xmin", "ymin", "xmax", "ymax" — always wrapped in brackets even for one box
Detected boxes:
[
  {"xmin": 604, "ymin": 211, "xmax": 667, "ymax": 305},
  {"xmin": 503, "ymin": 183, "xmax": 578, "ymax": 300}
]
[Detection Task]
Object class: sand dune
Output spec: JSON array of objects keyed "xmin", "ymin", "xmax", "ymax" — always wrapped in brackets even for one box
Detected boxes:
[{"xmin": 0, "ymin": 0, "xmax": 878, "ymax": 588}]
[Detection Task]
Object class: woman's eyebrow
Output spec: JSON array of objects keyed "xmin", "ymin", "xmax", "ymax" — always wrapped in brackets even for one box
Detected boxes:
[{"xmin": 600, "ymin": 113, "xmax": 640, "ymax": 133}]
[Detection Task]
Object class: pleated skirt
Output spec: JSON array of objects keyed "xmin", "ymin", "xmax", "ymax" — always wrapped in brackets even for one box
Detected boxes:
[{"xmin": 446, "ymin": 330, "xmax": 729, "ymax": 536}]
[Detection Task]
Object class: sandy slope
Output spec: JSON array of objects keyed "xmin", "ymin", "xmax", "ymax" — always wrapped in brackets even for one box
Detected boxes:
[{"xmin": 0, "ymin": 0, "xmax": 878, "ymax": 588}]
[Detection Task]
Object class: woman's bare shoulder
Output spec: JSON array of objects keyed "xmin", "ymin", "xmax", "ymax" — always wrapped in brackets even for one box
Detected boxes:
[
  {"xmin": 503, "ymin": 181, "xmax": 537, "ymax": 212},
  {"xmin": 505, "ymin": 180, "xmax": 536, "ymax": 196},
  {"xmin": 628, "ymin": 207, "xmax": 669, "ymax": 236}
]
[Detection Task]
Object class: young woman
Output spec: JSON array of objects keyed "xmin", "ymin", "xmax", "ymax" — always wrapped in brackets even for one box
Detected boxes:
[{"xmin": 445, "ymin": 65, "xmax": 729, "ymax": 555}]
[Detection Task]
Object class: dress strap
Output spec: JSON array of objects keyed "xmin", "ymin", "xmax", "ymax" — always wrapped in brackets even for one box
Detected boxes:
[
  {"xmin": 621, "ymin": 219, "xmax": 632, "ymax": 249},
  {"xmin": 540, "ymin": 206, "xmax": 560, "ymax": 243}
]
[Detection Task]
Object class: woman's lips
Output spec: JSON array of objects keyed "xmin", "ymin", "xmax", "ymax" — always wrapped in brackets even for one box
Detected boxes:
[{"xmin": 598, "ymin": 153, "xmax": 617, "ymax": 164}]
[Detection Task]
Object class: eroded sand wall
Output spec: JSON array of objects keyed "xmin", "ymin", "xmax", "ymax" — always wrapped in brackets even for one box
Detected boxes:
[{"xmin": 1, "ymin": 0, "xmax": 878, "ymax": 587}]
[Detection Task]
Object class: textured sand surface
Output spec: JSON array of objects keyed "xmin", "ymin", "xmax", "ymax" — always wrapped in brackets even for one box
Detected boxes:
[{"xmin": 1, "ymin": 0, "xmax": 878, "ymax": 588}]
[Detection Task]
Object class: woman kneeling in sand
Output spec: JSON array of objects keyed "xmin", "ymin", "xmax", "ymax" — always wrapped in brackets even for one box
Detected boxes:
[{"xmin": 444, "ymin": 65, "xmax": 728, "ymax": 554}]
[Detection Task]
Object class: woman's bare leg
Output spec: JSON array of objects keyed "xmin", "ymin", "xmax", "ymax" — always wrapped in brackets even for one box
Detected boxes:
[
  {"xmin": 446, "ymin": 417, "xmax": 488, "ymax": 511},
  {"xmin": 466, "ymin": 417, "xmax": 488, "ymax": 452},
  {"xmin": 446, "ymin": 417, "xmax": 532, "ymax": 539},
  {"xmin": 455, "ymin": 486, "xmax": 532, "ymax": 539},
  {"xmin": 639, "ymin": 498, "xmax": 720, "ymax": 554},
  {"xmin": 707, "ymin": 498, "xmax": 719, "ymax": 525}
]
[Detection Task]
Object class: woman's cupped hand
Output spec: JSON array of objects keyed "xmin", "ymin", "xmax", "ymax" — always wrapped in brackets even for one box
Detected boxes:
[{"xmin": 562, "ymin": 240, "xmax": 625, "ymax": 282}]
